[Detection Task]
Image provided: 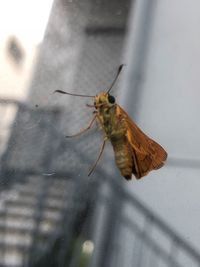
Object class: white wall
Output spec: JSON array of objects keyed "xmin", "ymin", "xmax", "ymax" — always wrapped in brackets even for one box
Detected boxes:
[{"xmin": 122, "ymin": 0, "xmax": 200, "ymax": 250}]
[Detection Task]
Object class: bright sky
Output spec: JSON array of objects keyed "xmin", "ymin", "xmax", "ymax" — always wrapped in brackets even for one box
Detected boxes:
[{"xmin": 0, "ymin": 0, "xmax": 54, "ymax": 44}]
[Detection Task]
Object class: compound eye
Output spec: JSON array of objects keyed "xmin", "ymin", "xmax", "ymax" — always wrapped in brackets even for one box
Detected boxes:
[{"xmin": 108, "ymin": 94, "xmax": 115, "ymax": 104}]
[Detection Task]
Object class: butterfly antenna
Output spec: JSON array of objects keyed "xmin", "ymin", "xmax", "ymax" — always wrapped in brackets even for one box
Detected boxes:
[
  {"xmin": 107, "ymin": 64, "xmax": 125, "ymax": 93},
  {"xmin": 54, "ymin": 90, "xmax": 94, "ymax": 98}
]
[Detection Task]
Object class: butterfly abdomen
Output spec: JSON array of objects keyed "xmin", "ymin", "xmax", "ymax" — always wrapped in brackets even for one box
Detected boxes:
[{"xmin": 111, "ymin": 136, "xmax": 133, "ymax": 180}]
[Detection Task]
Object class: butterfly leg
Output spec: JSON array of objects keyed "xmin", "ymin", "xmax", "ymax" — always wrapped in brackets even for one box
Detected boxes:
[
  {"xmin": 88, "ymin": 137, "xmax": 107, "ymax": 176},
  {"xmin": 66, "ymin": 113, "xmax": 97, "ymax": 138}
]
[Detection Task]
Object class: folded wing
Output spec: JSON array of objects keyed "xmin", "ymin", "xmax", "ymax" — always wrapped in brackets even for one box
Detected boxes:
[{"xmin": 116, "ymin": 105, "xmax": 167, "ymax": 179}]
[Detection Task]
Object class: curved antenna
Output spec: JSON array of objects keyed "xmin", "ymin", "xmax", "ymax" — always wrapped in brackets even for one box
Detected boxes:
[
  {"xmin": 107, "ymin": 64, "xmax": 125, "ymax": 94},
  {"xmin": 54, "ymin": 90, "xmax": 94, "ymax": 98}
]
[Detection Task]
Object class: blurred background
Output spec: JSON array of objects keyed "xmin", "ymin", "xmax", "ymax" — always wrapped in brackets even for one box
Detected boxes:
[{"xmin": 0, "ymin": 0, "xmax": 200, "ymax": 266}]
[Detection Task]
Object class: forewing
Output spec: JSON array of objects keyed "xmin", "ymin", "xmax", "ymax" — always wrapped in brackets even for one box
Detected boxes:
[{"xmin": 116, "ymin": 105, "xmax": 167, "ymax": 178}]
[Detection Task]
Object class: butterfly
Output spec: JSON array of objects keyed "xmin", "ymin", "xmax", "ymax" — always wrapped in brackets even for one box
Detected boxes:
[{"xmin": 55, "ymin": 65, "xmax": 167, "ymax": 180}]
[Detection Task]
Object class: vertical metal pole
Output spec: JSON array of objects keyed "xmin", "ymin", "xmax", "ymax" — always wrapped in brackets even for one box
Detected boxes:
[
  {"xmin": 90, "ymin": 183, "xmax": 123, "ymax": 267},
  {"xmin": 121, "ymin": 0, "xmax": 158, "ymax": 119}
]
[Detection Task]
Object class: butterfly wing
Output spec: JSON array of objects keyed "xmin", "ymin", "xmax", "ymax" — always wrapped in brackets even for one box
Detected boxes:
[{"xmin": 116, "ymin": 105, "xmax": 167, "ymax": 179}]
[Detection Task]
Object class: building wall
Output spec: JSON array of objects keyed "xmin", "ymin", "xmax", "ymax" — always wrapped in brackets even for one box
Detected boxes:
[{"xmin": 27, "ymin": 0, "xmax": 130, "ymax": 176}]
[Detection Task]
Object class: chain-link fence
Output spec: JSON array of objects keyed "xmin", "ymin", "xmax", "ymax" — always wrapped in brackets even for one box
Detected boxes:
[{"xmin": 0, "ymin": 0, "xmax": 200, "ymax": 266}]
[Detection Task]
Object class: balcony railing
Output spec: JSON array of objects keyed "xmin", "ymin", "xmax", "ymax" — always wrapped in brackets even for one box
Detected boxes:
[{"xmin": 0, "ymin": 99, "xmax": 199, "ymax": 267}]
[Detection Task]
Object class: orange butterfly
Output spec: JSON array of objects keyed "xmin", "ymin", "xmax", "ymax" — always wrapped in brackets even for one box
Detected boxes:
[{"xmin": 55, "ymin": 65, "xmax": 167, "ymax": 180}]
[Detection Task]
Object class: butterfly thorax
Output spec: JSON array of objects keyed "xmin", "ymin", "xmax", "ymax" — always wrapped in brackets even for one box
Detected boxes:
[
  {"xmin": 97, "ymin": 104, "xmax": 127, "ymax": 140},
  {"xmin": 98, "ymin": 104, "xmax": 116, "ymax": 136}
]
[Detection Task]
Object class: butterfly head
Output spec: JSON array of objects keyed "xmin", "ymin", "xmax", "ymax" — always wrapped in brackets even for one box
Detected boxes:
[{"xmin": 94, "ymin": 91, "xmax": 116, "ymax": 109}]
